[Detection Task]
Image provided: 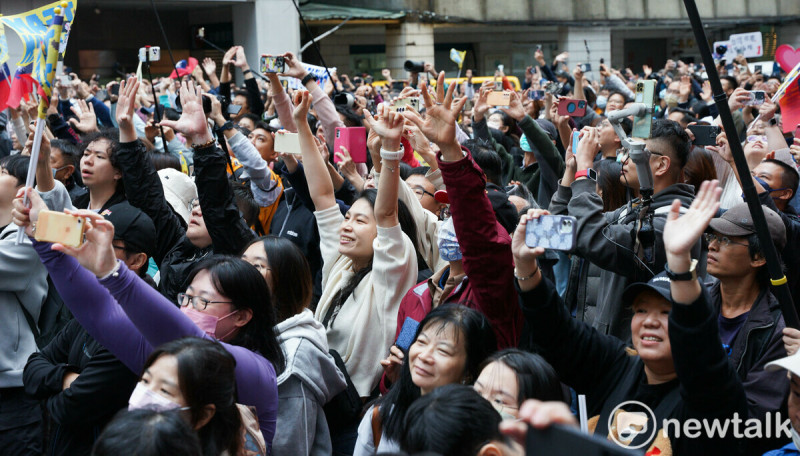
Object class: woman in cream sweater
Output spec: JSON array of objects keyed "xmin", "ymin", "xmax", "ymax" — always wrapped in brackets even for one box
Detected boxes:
[{"xmin": 291, "ymin": 92, "xmax": 419, "ymax": 400}]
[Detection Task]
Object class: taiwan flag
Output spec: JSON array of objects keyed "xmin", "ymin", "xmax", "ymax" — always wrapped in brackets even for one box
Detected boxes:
[
  {"xmin": 169, "ymin": 57, "xmax": 199, "ymax": 79},
  {"xmin": 7, "ymin": 63, "xmax": 37, "ymax": 109},
  {"xmin": 0, "ymin": 63, "xmax": 11, "ymax": 111}
]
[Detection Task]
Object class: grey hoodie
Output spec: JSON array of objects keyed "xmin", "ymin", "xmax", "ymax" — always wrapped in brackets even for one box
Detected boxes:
[
  {"xmin": 0, "ymin": 181, "xmax": 74, "ymax": 388},
  {"xmin": 273, "ymin": 309, "xmax": 347, "ymax": 456}
]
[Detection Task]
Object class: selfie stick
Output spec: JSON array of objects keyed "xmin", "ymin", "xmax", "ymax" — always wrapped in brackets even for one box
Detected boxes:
[
  {"xmin": 683, "ymin": 0, "xmax": 799, "ymax": 328},
  {"xmin": 143, "ymin": 48, "xmax": 170, "ymax": 157},
  {"xmin": 607, "ymin": 103, "xmax": 658, "ymax": 269},
  {"xmin": 16, "ymin": 5, "xmax": 65, "ymax": 244}
]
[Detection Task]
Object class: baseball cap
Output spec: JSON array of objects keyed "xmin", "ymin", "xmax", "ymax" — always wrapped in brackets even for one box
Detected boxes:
[
  {"xmin": 621, "ymin": 271, "xmax": 673, "ymax": 307},
  {"xmin": 766, "ymin": 351, "xmax": 800, "ymax": 377},
  {"xmin": 101, "ymin": 202, "xmax": 156, "ymax": 258},
  {"xmin": 708, "ymin": 203, "xmax": 786, "ymax": 249},
  {"xmin": 158, "ymin": 168, "xmax": 197, "ymax": 226}
]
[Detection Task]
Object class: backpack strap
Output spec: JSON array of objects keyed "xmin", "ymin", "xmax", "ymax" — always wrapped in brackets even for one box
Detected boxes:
[{"xmin": 371, "ymin": 406, "xmax": 382, "ymax": 450}]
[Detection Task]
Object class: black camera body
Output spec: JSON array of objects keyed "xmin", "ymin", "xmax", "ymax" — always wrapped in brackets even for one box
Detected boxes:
[{"xmin": 404, "ymin": 60, "xmax": 425, "ymax": 73}]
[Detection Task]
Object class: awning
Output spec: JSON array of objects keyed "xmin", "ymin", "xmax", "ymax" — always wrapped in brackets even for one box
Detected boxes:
[{"xmin": 300, "ymin": 2, "xmax": 405, "ymax": 24}]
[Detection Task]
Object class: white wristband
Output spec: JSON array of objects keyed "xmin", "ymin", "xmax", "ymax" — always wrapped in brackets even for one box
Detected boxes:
[{"xmin": 380, "ymin": 145, "xmax": 404, "ymax": 161}]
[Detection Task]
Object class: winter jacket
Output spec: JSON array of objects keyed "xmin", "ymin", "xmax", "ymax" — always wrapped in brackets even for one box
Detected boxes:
[
  {"xmin": 759, "ymin": 191, "xmax": 800, "ymax": 309},
  {"xmin": 23, "ymin": 319, "xmax": 137, "ymax": 456},
  {"xmin": 520, "ymin": 276, "xmax": 748, "ymax": 456},
  {"xmin": 393, "ymin": 149, "xmax": 522, "ymax": 348},
  {"xmin": 0, "ymin": 224, "xmax": 48, "ymax": 389},
  {"xmin": 550, "ymin": 179, "xmax": 700, "ymax": 339},
  {"xmin": 710, "ymin": 282, "xmax": 789, "ymax": 454},
  {"xmin": 273, "ymin": 309, "xmax": 347, "ymax": 456},
  {"xmin": 116, "ymin": 139, "xmax": 254, "ymax": 301}
]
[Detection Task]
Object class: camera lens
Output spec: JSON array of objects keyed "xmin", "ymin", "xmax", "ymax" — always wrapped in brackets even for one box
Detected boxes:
[{"xmin": 567, "ymin": 102, "xmax": 576, "ymax": 113}]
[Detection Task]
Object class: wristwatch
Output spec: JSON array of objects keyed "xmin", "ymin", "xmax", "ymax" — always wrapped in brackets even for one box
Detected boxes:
[
  {"xmin": 574, "ymin": 168, "xmax": 597, "ymax": 181},
  {"xmin": 664, "ymin": 259, "xmax": 698, "ymax": 281},
  {"xmin": 215, "ymin": 120, "xmax": 234, "ymax": 134},
  {"xmin": 242, "ymin": 69, "xmax": 252, "ymax": 75},
  {"xmin": 301, "ymin": 73, "xmax": 318, "ymax": 86}
]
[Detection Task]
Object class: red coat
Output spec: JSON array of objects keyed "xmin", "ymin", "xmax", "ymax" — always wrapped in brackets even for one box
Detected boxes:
[{"xmin": 382, "ymin": 149, "xmax": 522, "ymax": 393}]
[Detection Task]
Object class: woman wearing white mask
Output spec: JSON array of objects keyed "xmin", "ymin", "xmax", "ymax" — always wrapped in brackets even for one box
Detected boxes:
[{"xmin": 125, "ymin": 337, "xmax": 246, "ymax": 456}]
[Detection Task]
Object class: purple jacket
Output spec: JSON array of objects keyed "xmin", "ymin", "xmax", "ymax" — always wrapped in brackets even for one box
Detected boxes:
[{"xmin": 32, "ymin": 241, "xmax": 279, "ymax": 448}]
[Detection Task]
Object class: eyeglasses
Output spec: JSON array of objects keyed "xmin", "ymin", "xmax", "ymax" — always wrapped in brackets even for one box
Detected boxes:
[
  {"xmin": 177, "ymin": 293, "xmax": 233, "ymax": 311},
  {"xmin": 412, "ymin": 186, "xmax": 435, "ymax": 200},
  {"xmin": 703, "ymin": 232, "xmax": 749, "ymax": 248},
  {"xmin": 190, "ymin": 198, "xmax": 200, "ymax": 210},
  {"xmin": 746, "ymin": 135, "xmax": 768, "ymax": 144}
]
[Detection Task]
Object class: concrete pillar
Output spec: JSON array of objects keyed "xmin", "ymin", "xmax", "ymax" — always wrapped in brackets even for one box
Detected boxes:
[
  {"xmin": 562, "ymin": 26, "xmax": 612, "ymax": 74},
  {"xmin": 232, "ymin": 0, "xmax": 300, "ymax": 85},
  {"xmin": 385, "ymin": 21, "xmax": 434, "ymax": 81}
]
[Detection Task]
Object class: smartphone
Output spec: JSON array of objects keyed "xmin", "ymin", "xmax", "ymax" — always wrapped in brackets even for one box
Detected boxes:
[
  {"xmin": 227, "ymin": 104, "xmax": 243, "ymax": 115},
  {"xmin": 34, "ymin": 211, "xmax": 86, "ymax": 247},
  {"xmin": 795, "ymin": 125, "xmax": 800, "ymax": 141},
  {"xmin": 725, "ymin": 63, "xmax": 734, "ymax": 71},
  {"xmin": 632, "ymin": 80, "xmax": 656, "ymax": 139},
  {"xmin": 333, "ymin": 127, "xmax": 367, "ymax": 164},
  {"xmin": 528, "ymin": 90, "xmax": 545, "ymax": 100},
  {"xmin": 273, "ymin": 130, "xmax": 301, "ymax": 155},
  {"xmin": 392, "ymin": 97, "xmax": 421, "ymax": 113},
  {"xmin": 59, "ymin": 74, "xmax": 71, "ymax": 87},
  {"xmin": 158, "ymin": 94, "xmax": 170, "ymax": 108},
  {"xmin": 743, "ymin": 90, "xmax": 766, "ymax": 106},
  {"xmin": 138, "ymin": 46, "xmax": 161, "ymax": 63},
  {"xmin": 260, "ymin": 55, "xmax": 285, "ymax": 74},
  {"xmin": 557, "ymin": 98, "xmax": 587, "ymax": 117},
  {"xmin": 525, "ymin": 215, "xmax": 577, "ymax": 251},
  {"xmin": 754, "ymin": 64, "xmax": 763, "ymax": 74},
  {"xmin": 580, "ymin": 63, "xmax": 592, "ymax": 73},
  {"xmin": 688, "ymin": 125, "xmax": 721, "ymax": 146},
  {"xmin": 571, "ymin": 130, "xmax": 580, "ymax": 154},
  {"xmin": 526, "ymin": 424, "xmax": 637, "ymax": 456},
  {"xmin": 109, "ymin": 83, "xmax": 120, "ymax": 96},
  {"xmin": 395, "ymin": 317, "xmax": 420, "ymax": 351},
  {"xmin": 487, "ymin": 91, "xmax": 511, "ymax": 106},
  {"xmin": 600, "ymin": 57, "xmax": 605, "ymax": 64},
  {"xmin": 536, "ymin": 44, "xmax": 542, "ymax": 52}
]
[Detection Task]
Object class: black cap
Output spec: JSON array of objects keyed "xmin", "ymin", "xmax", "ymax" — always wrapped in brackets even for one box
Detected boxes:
[
  {"xmin": 101, "ymin": 202, "xmax": 156, "ymax": 258},
  {"xmin": 621, "ymin": 271, "xmax": 673, "ymax": 307},
  {"xmin": 709, "ymin": 203, "xmax": 786, "ymax": 249}
]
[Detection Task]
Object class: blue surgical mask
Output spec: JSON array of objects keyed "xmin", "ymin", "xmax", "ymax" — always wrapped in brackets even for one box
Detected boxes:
[
  {"xmin": 659, "ymin": 89, "xmax": 667, "ymax": 100},
  {"xmin": 438, "ymin": 218, "xmax": 462, "ymax": 262},
  {"xmin": 51, "ymin": 165, "xmax": 69, "ymax": 178},
  {"xmin": 596, "ymin": 95, "xmax": 608, "ymax": 109}
]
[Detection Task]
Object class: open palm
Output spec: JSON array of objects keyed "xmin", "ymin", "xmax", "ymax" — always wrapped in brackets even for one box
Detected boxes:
[
  {"xmin": 402, "ymin": 72, "xmax": 467, "ymax": 149},
  {"xmin": 159, "ymin": 81, "xmax": 210, "ymax": 144},
  {"xmin": 663, "ymin": 180, "xmax": 721, "ymax": 257},
  {"xmin": 364, "ymin": 105, "xmax": 403, "ymax": 145}
]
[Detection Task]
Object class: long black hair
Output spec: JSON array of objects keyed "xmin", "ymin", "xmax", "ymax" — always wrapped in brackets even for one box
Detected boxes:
[
  {"xmin": 185, "ymin": 255, "xmax": 285, "ymax": 373},
  {"xmin": 379, "ymin": 304, "xmax": 497, "ymax": 442},
  {"xmin": 92, "ymin": 409, "xmax": 202, "ymax": 456},
  {"xmin": 328, "ymin": 189, "xmax": 421, "ymax": 314},
  {"xmin": 142, "ymin": 338, "xmax": 240, "ymax": 456},
  {"xmin": 479, "ymin": 348, "xmax": 564, "ymax": 407},
  {"xmin": 242, "ymin": 235, "xmax": 313, "ymax": 322}
]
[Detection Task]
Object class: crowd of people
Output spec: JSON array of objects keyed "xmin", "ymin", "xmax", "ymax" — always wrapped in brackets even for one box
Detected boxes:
[{"xmin": 0, "ymin": 42, "xmax": 800, "ymax": 456}]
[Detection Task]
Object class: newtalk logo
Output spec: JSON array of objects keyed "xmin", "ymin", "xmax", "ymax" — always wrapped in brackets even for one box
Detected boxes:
[{"xmin": 608, "ymin": 401, "xmax": 792, "ymax": 449}]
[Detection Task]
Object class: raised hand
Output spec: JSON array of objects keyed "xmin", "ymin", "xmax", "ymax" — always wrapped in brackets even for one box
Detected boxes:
[
  {"xmin": 663, "ymin": 179, "xmax": 721, "ymax": 258},
  {"xmin": 115, "ymin": 77, "xmax": 140, "ymax": 143},
  {"xmin": 222, "ymin": 46, "xmax": 237, "ymax": 66},
  {"xmin": 401, "ymin": 71, "xmax": 466, "ymax": 158},
  {"xmin": 380, "ymin": 346, "xmax": 405, "ymax": 384},
  {"xmin": 68, "ymin": 99, "xmax": 98, "ymax": 134},
  {"xmin": 506, "ymin": 91, "xmax": 526, "ymax": 122},
  {"xmin": 158, "ymin": 81, "xmax": 212, "ymax": 146},
  {"xmin": 292, "ymin": 90, "xmax": 313, "ymax": 133},
  {"xmin": 233, "ymin": 46, "xmax": 249, "ymax": 69},
  {"xmin": 707, "ymin": 130, "xmax": 733, "ymax": 164},
  {"xmin": 500, "ymin": 399, "xmax": 578, "ymax": 445},
  {"xmin": 679, "ymin": 75, "xmax": 692, "ymax": 102},
  {"xmin": 202, "ymin": 57, "xmax": 217, "ymax": 77},
  {"xmin": 11, "ymin": 187, "xmax": 47, "ymax": 237},
  {"xmin": 728, "ymin": 87, "xmax": 752, "ymax": 112},
  {"xmin": 281, "ymin": 52, "xmax": 310, "ymax": 80},
  {"xmin": 511, "ymin": 209, "xmax": 549, "ymax": 288},
  {"xmin": 51, "ymin": 210, "xmax": 119, "ymax": 278},
  {"xmin": 575, "ymin": 127, "xmax": 599, "ymax": 170},
  {"xmin": 363, "ymin": 104, "xmax": 404, "ymax": 151},
  {"xmin": 758, "ymin": 97, "xmax": 778, "ymax": 122}
]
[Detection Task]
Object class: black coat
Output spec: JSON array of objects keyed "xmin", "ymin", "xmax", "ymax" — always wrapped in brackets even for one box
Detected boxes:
[
  {"xmin": 520, "ymin": 277, "xmax": 748, "ymax": 456},
  {"xmin": 117, "ymin": 139, "xmax": 254, "ymax": 301},
  {"xmin": 23, "ymin": 320, "xmax": 137, "ymax": 456}
]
